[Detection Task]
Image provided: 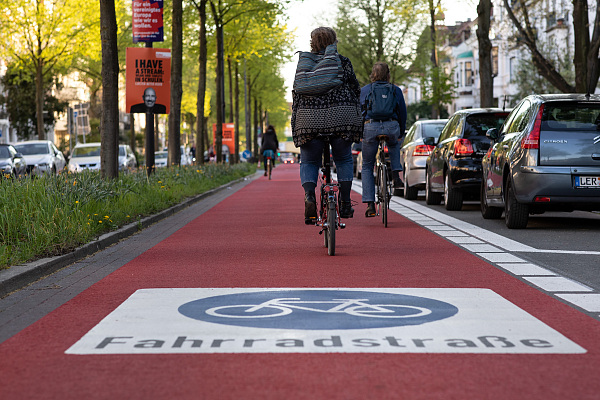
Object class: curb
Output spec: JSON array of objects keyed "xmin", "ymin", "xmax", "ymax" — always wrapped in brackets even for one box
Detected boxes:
[{"xmin": 0, "ymin": 174, "xmax": 254, "ymax": 298}]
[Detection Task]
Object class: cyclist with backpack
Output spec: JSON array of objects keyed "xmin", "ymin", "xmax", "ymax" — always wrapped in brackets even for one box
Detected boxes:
[
  {"xmin": 360, "ymin": 62, "xmax": 407, "ymax": 217},
  {"xmin": 291, "ymin": 27, "xmax": 362, "ymax": 224}
]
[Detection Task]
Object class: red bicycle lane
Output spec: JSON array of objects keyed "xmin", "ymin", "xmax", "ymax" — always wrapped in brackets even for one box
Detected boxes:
[{"xmin": 1, "ymin": 163, "xmax": 599, "ymax": 399}]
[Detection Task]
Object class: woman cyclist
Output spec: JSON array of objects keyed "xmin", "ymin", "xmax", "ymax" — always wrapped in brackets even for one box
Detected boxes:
[{"xmin": 291, "ymin": 27, "xmax": 363, "ymax": 224}]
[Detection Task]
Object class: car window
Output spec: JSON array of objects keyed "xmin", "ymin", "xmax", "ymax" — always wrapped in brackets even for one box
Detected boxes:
[
  {"xmin": 72, "ymin": 146, "xmax": 101, "ymax": 157},
  {"xmin": 439, "ymin": 116, "xmax": 460, "ymax": 142},
  {"xmin": 155, "ymin": 152, "xmax": 168, "ymax": 159},
  {"xmin": 542, "ymin": 102, "xmax": 600, "ymax": 131},
  {"xmin": 463, "ymin": 113, "xmax": 509, "ymax": 138},
  {"xmin": 506, "ymin": 100, "xmax": 531, "ymax": 134},
  {"xmin": 119, "ymin": 147, "xmax": 126, "ymax": 156},
  {"xmin": 0, "ymin": 147, "xmax": 10, "ymax": 158},
  {"xmin": 422, "ymin": 123, "xmax": 446, "ymax": 140},
  {"xmin": 404, "ymin": 125, "xmax": 416, "ymax": 143},
  {"xmin": 15, "ymin": 143, "xmax": 50, "ymax": 155}
]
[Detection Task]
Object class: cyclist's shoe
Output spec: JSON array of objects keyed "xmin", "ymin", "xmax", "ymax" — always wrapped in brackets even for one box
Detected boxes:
[
  {"xmin": 393, "ymin": 177, "xmax": 403, "ymax": 188},
  {"xmin": 264, "ymin": 171, "xmax": 268, "ymax": 176},
  {"xmin": 304, "ymin": 192, "xmax": 317, "ymax": 224},
  {"xmin": 339, "ymin": 201, "xmax": 354, "ymax": 219},
  {"xmin": 365, "ymin": 202, "xmax": 376, "ymax": 217}
]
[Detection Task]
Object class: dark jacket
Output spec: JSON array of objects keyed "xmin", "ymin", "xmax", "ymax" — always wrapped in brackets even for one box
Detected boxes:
[
  {"xmin": 260, "ymin": 128, "xmax": 279, "ymax": 153},
  {"xmin": 291, "ymin": 55, "xmax": 363, "ymax": 147}
]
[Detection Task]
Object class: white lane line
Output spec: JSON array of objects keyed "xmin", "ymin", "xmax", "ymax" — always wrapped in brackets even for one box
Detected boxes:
[
  {"xmin": 555, "ymin": 294, "xmax": 600, "ymax": 313},
  {"xmin": 497, "ymin": 263, "xmax": 557, "ymax": 276},
  {"xmin": 523, "ymin": 277, "xmax": 594, "ymax": 293}
]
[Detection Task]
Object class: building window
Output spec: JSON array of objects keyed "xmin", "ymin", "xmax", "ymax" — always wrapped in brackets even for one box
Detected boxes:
[
  {"xmin": 465, "ymin": 61, "xmax": 473, "ymax": 87},
  {"xmin": 492, "ymin": 47, "xmax": 498, "ymax": 76}
]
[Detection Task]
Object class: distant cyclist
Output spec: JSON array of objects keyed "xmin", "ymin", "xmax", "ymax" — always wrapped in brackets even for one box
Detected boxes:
[
  {"xmin": 360, "ymin": 62, "xmax": 407, "ymax": 217},
  {"xmin": 260, "ymin": 125, "xmax": 279, "ymax": 176}
]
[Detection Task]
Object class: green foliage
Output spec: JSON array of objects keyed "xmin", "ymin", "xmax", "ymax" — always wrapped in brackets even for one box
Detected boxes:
[
  {"xmin": 334, "ymin": 0, "xmax": 429, "ymax": 86},
  {"xmin": 0, "ymin": 163, "xmax": 255, "ymax": 268},
  {"xmin": 406, "ymin": 99, "xmax": 449, "ymax": 127},
  {"xmin": 510, "ymin": 46, "xmax": 575, "ymax": 105},
  {"xmin": 0, "ymin": 63, "xmax": 69, "ymax": 140}
]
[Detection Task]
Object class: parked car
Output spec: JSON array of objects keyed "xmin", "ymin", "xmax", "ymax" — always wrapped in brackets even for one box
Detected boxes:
[
  {"xmin": 13, "ymin": 140, "xmax": 66, "ymax": 176},
  {"xmin": 67, "ymin": 143, "xmax": 101, "ymax": 173},
  {"xmin": 0, "ymin": 144, "xmax": 27, "ymax": 177},
  {"xmin": 280, "ymin": 152, "xmax": 296, "ymax": 164},
  {"xmin": 425, "ymin": 108, "xmax": 509, "ymax": 210},
  {"xmin": 481, "ymin": 94, "xmax": 600, "ymax": 228},
  {"xmin": 155, "ymin": 150, "xmax": 168, "ymax": 168},
  {"xmin": 400, "ymin": 119, "xmax": 448, "ymax": 199},
  {"xmin": 119, "ymin": 144, "xmax": 137, "ymax": 172}
]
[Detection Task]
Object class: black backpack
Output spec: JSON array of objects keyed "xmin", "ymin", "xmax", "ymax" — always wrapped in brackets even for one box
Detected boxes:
[{"xmin": 365, "ymin": 82, "xmax": 397, "ymax": 120}]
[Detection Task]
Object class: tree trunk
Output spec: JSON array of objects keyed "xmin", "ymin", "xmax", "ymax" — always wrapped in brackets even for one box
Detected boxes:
[
  {"xmin": 244, "ymin": 60, "xmax": 251, "ymax": 153},
  {"xmin": 253, "ymin": 97, "xmax": 258, "ymax": 159},
  {"xmin": 234, "ymin": 61, "xmax": 240, "ymax": 164},
  {"xmin": 35, "ymin": 59, "xmax": 45, "ymax": 140},
  {"xmin": 573, "ymin": 0, "xmax": 590, "ymax": 93},
  {"xmin": 129, "ymin": 113, "xmax": 136, "ymax": 155},
  {"xmin": 477, "ymin": 0, "xmax": 494, "ymax": 107},
  {"xmin": 210, "ymin": 2, "xmax": 225, "ymax": 163},
  {"xmin": 228, "ymin": 56, "xmax": 234, "ymax": 123},
  {"xmin": 99, "ymin": 0, "xmax": 119, "ymax": 178},
  {"xmin": 429, "ymin": 0, "xmax": 440, "ymax": 118},
  {"xmin": 168, "ymin": 0, "xmax": 183, "ymax": 167},
  {"xmin": 196, "ymin": 0, "xmax": 207, "ymax": 165}
]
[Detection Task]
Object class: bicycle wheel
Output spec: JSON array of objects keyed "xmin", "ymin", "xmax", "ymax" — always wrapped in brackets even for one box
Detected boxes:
[
  {"xmin": 380, "ymin": 164, "xmax": 388, "ymax": 227},
  {"xmin": 267, "ymin": 158, "xmax": 272, "ymax": 180},
  {"xmin": 327, "ymin": 197, "xmax": 336, "ymax": 256}
]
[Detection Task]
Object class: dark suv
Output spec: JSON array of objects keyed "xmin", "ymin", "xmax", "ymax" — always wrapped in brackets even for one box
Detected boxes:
[
  {"xmin": 481, "ymin": 94, "xmax": 600, "ymax": 228},
  {"xmin": 425, "ymin": 108, "xmax": 509, "ymax": 210}
]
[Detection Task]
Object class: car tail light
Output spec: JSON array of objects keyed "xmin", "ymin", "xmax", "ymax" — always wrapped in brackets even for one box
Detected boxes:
[
  {"xmin": 522, "ymin": 104, "xmax": 545, "ymax": 149},
  {"xmin": 454, "ymin": 139, "xmax": 474, "ymax": 155},
  {"xmin": 352, "ymin": 150, "xmax": 360, "ymax": 155},
  {"xmin": 534, "ymin": 196, "xmax": 551, "ymax": 202},
  {"xmin": 413, "ymin": 144, "xmax": 434, "ymax": 156}
]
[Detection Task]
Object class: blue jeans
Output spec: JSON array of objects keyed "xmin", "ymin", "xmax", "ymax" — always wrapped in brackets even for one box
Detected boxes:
[
  {"xmin": 361, "ymin": 120, "xmax": 402, "ymax": 203},
  {"xmin": 300, "ymin": 136, "xmax": 354, "ymax": 186}
]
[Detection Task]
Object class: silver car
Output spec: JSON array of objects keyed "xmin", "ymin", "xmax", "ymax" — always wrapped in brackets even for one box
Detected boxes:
[
  {"xmin": 119, "ymin": 144, "xmax": 137, "ymax": 172},
  {"xmin": 14, "ymin": 140, "xmax": 66, "ymax": 175},
  {"xmin": 67, "ymin": 143, "xmax": 101, "ymax": 173},
  {"xmin": 399, "ymin": 119, "xmax": 448, "ymax": 199},
  {"xmin": 481, "ymin": 94, "xmax": 600, "ymax": 228}
]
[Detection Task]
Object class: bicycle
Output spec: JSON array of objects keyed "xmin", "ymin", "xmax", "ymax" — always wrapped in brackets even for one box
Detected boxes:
[
  {"xmin": 314, "ymin": 133, "xmax": 345, "ymax": 256},
  {"xmin": 263, "ymin": 150, "xmax": 275, "ymax": 180},
  {"xmin": 205, "ymin": 297, "xmax": 433, "ymax": 319},
  {"xmin": 375, "ymin": 135, "xmax": 393, "ymax": 227}
]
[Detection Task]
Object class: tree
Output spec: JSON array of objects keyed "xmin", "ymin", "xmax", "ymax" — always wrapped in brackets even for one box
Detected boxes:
[
  {"xmin": 0, "ymin": 64, "xmax": 68, "ymax": 140},
  {"xmin": 168, "ymin": 0, "xmax": 183, "ymax": 167},
  {"xmin": 335, "ymin": 0, "xmax": 428, "ymax": 85},
  {"xmin": 0, "ymin": 0, "xmax": 99, "ymax": 140},
  {"xmin": 100, "ymin": 0, "xmax": 120, "ymax": 178},
  {"xmin": 501, "ymin": 0, "xmax": 590, "ymax": 93},
  {"xmin": 476, "ymin": 0, "xmax": 493, "ymax": 107}
]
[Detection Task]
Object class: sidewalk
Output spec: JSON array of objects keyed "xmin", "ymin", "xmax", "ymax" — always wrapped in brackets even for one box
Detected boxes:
[{"xmin": 1, "ymin": 163, "xmax": 600, "ymax": 400}]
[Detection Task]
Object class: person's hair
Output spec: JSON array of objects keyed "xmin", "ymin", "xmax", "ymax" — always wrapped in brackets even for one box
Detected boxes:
[
  {"xmin": 267, "ymin": 125, "xmax": 275, "ymax": 133},
  {"xmin": 369, "ymin": 62, "xmax": 391, "ymax": 82},
  {"xmin": 310, "ymin": 27, "xmax": 337, "ymax": 53}
]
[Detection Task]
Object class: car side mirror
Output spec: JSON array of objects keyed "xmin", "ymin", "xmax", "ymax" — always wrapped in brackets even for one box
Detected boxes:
[
  {"xmin": 423, "ymin": 136, "xmax": 437, "ymax": 146},
  {"xmin": 486, "ymin": 128, "xmax": 499, "ymax": 141},
  {"xmin": 14, "ymin": 152, "xmax": 24, "ymax": 159}
]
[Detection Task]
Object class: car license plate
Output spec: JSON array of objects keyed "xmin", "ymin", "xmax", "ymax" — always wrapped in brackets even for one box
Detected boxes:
[{"xmin": 575, "ymin": 176, "xmax": 600, "ymax": 188}]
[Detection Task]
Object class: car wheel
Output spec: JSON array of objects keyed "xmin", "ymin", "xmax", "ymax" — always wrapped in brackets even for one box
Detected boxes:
[
  {"xmin": 403, "ymin": 170, "xmax": 418, "ymax": 200},
  {"xmin": 504, "ymin": 179, "xmax": 529, "ymax": 229},
  {"xmin": 480, "ymin": 179, "xmax": 503, "ymax": 219},
  {"xmin": 444, "ymin": 172, "xmax": 463, "ymax": 211},
  {"xmin": 425, "ymin": 169, "xmax": 442, "ymax": 205}
]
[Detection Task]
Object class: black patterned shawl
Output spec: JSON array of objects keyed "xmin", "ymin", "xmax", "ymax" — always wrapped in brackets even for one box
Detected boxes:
[{"xmin": 291, "ymin": 55, "xmax": 363, "ymax": 147}]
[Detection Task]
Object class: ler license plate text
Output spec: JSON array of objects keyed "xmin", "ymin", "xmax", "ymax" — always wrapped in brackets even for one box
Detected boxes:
[{"xmin": 575, "ymin": 176, "xmax": 600, "ymax": 188}]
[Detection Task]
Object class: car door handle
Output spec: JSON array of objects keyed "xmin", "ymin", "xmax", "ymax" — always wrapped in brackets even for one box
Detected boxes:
[{"xmin": 592, "ymin": 154, "xmax": 600, "ymax": 160}]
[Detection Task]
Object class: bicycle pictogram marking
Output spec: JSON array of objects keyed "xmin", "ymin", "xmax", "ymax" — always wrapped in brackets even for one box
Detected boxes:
[{"xmin": 178, "ymin": 290, "xmax": 458, "ymax": 330}]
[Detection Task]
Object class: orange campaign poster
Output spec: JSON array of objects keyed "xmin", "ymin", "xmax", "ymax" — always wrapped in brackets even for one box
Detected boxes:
[{"xmin": 126, "ymin": 48, "xmax": 171, "ymax": 114}]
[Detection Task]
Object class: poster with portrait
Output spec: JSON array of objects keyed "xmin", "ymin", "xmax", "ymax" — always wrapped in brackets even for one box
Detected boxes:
[{"xmin": 126, "ymin": 48, "xmax": 171, "ymax": 114}]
